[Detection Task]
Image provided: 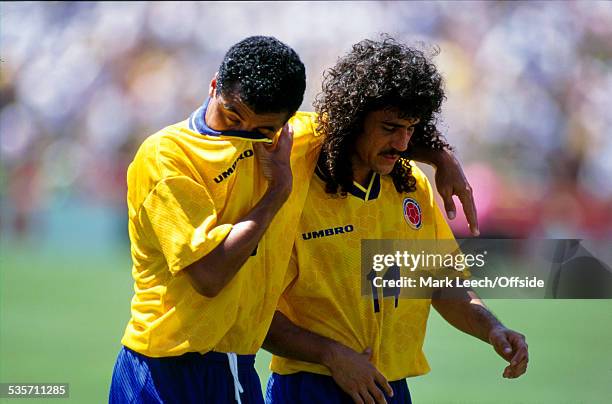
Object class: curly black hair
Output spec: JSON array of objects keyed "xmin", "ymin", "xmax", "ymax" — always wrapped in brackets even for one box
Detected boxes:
[
  {"xmin": 314, "ymin": 35, "xmax": 450, "ymax": 195},
  {"xmin": 217, "ymin": 36, "xmax": 306, "ymax": 116}
]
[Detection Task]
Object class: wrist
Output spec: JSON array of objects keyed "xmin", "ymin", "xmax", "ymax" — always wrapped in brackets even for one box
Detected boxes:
[
  {"xmin": 487, "ymin": 324, "xmax": 507, "ymax": 344},
  {"xmin": 268, "ymin": 179, "xmax": 292, "ymax": 199},
  {"xmin": 320, "ymin": 340, "xmax": 341, "ymax": 369},
  {"xmin": 430, "ymin": 147, "xmax": 454, "ymax": 170}
]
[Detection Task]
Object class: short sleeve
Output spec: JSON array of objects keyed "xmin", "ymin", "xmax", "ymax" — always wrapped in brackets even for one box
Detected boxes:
[{"xmin": 140, "ymin": 176, "xmax": 233, "ymax": 275}]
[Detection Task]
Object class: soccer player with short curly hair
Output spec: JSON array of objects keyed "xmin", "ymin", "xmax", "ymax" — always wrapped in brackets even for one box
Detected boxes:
[
  {"xmin": 109, "ymin": 36, "xmax": 318, "ymax": 404},
  {"xmin": 217, "ymin": 36, "xmax": 306, "ymax": 116}
]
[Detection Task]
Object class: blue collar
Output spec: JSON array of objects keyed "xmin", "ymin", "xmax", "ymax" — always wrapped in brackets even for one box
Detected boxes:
[
  {"xmin": 188, "ymin": 98, "xmax": 273, "ymax": 143},
  {"xmin": 315, "ymin": 163, "xmax": 381, "ymax": 201}
]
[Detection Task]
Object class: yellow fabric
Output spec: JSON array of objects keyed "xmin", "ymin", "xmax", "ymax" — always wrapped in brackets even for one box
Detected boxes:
[
  {"xmin": 121, "ymin": 111, "xmax": 322, "ymax": 357},
  {"xmin": 271, "ymin": 163, "xmax": 459, "ymax": 381}
]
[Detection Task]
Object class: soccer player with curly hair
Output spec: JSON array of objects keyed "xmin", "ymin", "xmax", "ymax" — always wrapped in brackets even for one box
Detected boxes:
[{"xmin": 264, "ymin": 36, "xmax": 528, "ymax": 404}]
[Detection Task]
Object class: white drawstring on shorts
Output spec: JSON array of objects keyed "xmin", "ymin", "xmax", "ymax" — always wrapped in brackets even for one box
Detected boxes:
[{"xmin": 227, "ymin": 352, "xmax": 244, "ymax": 404}]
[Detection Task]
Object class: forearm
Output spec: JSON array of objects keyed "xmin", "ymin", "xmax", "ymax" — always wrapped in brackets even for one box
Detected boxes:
[
  {"xmin": 434, "ymin": 288, "xmax": 529, "ymax": 379},
  {"xmin": 263, "ymin": 310, "xmax": 341, "ymax": 368},
  {"xmin": 432, "ymin": 288, "xmax": 504, "ymax": 343},
  {"xmin": 404, "ymin": 144, "xmax": 451, "ymax": 168},
  {"xmin": 265, "ymin": 311, "xmax": 394, "ymax": 401},
  {"xmin": 185, "ymin": 186, "xmax": 289, "ymax": 297}
]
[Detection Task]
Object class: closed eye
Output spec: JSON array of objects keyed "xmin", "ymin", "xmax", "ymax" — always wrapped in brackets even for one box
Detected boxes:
[{"xmin": 226, "ymin": 114, "xmax": 241, "ymax": 125}]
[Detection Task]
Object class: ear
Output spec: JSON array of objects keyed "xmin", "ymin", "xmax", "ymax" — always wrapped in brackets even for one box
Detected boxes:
[{"xmin": 208, "ymin": 73, "xmax": 218, "ymax": 98}]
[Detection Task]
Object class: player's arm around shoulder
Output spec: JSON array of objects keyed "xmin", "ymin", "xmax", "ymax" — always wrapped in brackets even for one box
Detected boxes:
[{"xmin": 407, "ymin": 146, "xmax": 479, "ymax": 236}]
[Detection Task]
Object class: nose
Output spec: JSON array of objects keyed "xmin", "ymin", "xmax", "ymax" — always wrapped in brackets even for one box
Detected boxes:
[{"xmin": 391, "ymin": 128, "xmax": 412, "ymax": 152}]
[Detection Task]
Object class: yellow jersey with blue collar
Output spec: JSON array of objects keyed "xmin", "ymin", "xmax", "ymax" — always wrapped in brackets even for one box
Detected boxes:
[
  {"xmin": 271, "ymin": 161, "xmax": 458, "ymax": 381},
  {"xmin": 121, "ymin": 102, "xmax": 322, "ymax": 357}
]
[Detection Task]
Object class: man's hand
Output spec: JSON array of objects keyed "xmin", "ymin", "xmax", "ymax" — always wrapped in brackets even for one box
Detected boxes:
[
  {"xmin": 488, "ymin": 326, "xmax": 529, "ymax": 379},
  {"xmin": 183, "ymin": 125, "xmax": 294, "ymax": 298},
  {"xmin": 434, "ymin": 149, "xmax": 479, "ymax": 236},
  {"xmin": 322, "ymin": 343, "xmax": 393, "ymax": 404},
  {"xmin": 406, "ymin": 146, "xmax": 479, "ymax": 236},
  {"xmin": 254, "ymin": 124, "xmax": 294, "ymax": 198},
  {"xmin": 264, "ymin": 312, "xmax": 392, "ymax": 404}
]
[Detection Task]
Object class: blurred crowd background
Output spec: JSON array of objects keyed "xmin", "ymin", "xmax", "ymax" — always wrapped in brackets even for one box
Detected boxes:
[{"xmin": 1, "ymin": 1, "xmax": 612, "ymax": 245}]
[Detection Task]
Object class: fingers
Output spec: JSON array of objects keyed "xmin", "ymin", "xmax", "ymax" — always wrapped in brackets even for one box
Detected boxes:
[
  {"xmin": 510, "ymin": 344, "xmax": 528, "ymax": 367},
  {"xmin": 490, "ymin": 330, "xmax": 513, "ymax": 361},
  {"xmin": 441, "ymin": 192, "xmax": 457, "ymax": 220},
  {"xmin": 374, "ymin": 371, "xmax": 394, "ymax": 398},
  {"xmin": 347, "ymin": 383, "xmax": 381, "ymax": 404},
  {"xmin": 350, "ymin": 392, "xmax": 365, "ymax": 404},
  {"xmin": 264, "ymin": 123, "xmax": 293, "ymax": 152},
  {"xmin": 456, "ymin": 185, "xmax": 479, "ymax": 236},
  {"xmin": 359, "ymin": 385, "xmax": 386, "ymax": 404},
  {"xmin": 508, "ymin": 333, "xmax": 528, "ymax": 378},
  {"xmin": 286, "ymin": 123, "xmax": 294, "ymax": 139},
  {"xmin": 331, "ymin": 346, "xmax": 389, "ymax": 404},
  {"xmin": 277, "ymin": 123, "xmax": 294, "ymax": 147},
  {"xmin": 503, "ymin": 356, "xmax": 528, "ymax": 378},
  {"xmin": 499, "ymin": 331, "xmax": 528, "ymax": 379}
]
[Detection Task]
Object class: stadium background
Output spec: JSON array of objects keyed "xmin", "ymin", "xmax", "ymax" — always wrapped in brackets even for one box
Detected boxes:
[{"xmin": 1, "ymin": 2, "xmax": 611, "ymax": 403}]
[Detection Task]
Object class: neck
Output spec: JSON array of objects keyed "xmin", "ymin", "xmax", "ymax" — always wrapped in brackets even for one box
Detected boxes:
[
  {"xmin": 351, "ymin": 153, "xmax": 373, "ymax": 187},
  {"xmin": 353, "ymin": 167, "xmax": 373, "ymax": 188}
]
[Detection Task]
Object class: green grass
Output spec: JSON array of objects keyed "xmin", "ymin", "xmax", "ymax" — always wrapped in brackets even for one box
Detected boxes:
[{"xmin": 1, "ymin": 241, "xmax": 611, "ymax": 403}]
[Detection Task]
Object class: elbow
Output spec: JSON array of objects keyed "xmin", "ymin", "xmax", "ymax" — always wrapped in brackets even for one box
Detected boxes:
[
  {"xmin": 184, "ymin": 264, "xmax": 224, "ymax": 298},
  {"xmin": 195, "ymin": 285, "xmax": 221, "ymax": 298},
  {"xmin": 192, "ymin": 280, "xmax": 223, "ymax": 298}
]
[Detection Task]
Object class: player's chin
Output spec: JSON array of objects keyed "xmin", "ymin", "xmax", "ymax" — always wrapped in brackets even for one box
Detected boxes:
[{"xmin": 376, "ymin": 158, "xmax": 398, "ymax": 175}]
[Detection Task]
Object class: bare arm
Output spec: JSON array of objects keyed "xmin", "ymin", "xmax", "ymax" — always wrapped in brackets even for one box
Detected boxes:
[
  {"xmin": 184, "ymin": 187, "xmax": 289, "ymax": 297},
  {"xmin": 432, "ymin": 287, "xmax": 529, "ymax": 378},
  {"xmin": 184, "ymin": 125, "xmax": 293, "ymax": 297},
  {"xmin": 263, "ymin": 311, "xmax": 393, "ymax": 404},
  {"xmin": 406, "ymin": 146, "xmax": 479, "ymax": 236}
]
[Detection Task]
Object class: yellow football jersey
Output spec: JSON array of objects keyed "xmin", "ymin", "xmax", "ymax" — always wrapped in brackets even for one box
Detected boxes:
[
  {"xmin": 271, "ymin": 162, "xmax": 458, "ymax": 381},
  {"xmin": 121, "ymin": 106, "xmax": 322, "ymax": 357}
]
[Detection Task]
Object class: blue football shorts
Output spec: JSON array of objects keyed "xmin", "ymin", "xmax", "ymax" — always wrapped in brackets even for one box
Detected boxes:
[
  {"xmin": 110, "ymin": 346, "xmax": 263, "ymax": 404},
  {"xmin": 266, "ymin": 371, "xmax": 412, "ymax": 404}
]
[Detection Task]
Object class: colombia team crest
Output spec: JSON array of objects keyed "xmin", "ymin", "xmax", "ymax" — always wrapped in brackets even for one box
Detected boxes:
[{"xmin": 403, "ymin": 198, "xmax": 422, "ymax": 229}]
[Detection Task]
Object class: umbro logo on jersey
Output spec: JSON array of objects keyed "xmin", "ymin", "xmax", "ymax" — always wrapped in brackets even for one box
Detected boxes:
[
  {"xmin": 214, "ymin": 149, "xmax": 254, "ymax": 184},
  {"xmin": 302, "ymin": 224, "xmax": 354, "ymax": 240},
  {"xmin": 403, "ymin": 197, "xmax": 422, "ymax": 229}
]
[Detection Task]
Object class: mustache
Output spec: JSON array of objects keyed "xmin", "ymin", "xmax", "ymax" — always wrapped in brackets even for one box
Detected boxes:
[{"xmin": 379, "ymin": 149, "xmax": 402, "ymax": 157}]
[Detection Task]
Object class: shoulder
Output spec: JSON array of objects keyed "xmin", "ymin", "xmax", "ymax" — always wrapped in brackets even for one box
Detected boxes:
[
  {"xmin": 130, "ymin": 121, "xmax": 203, "ymax": 184},
  {"xmin": 408, "ymin": 162, "xmax": 432, "ymax": 191},
  {"xmin": 394, "ymin": 159, "xmax": 433, "ymax": 191},
  {"xmin": 289, "ymin": 111, "xmax": 317, "ymax": 125},
  {"xmin": 289, "ymin": 111, "xmax": 323, "ymax": 137},
  {"xmin": 289, "ymin": 112, "xmax": 324, "ymax": 158},
  {"xmin": 393, "ymin": 159, "xmax": 436, "ymax": 207}
]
